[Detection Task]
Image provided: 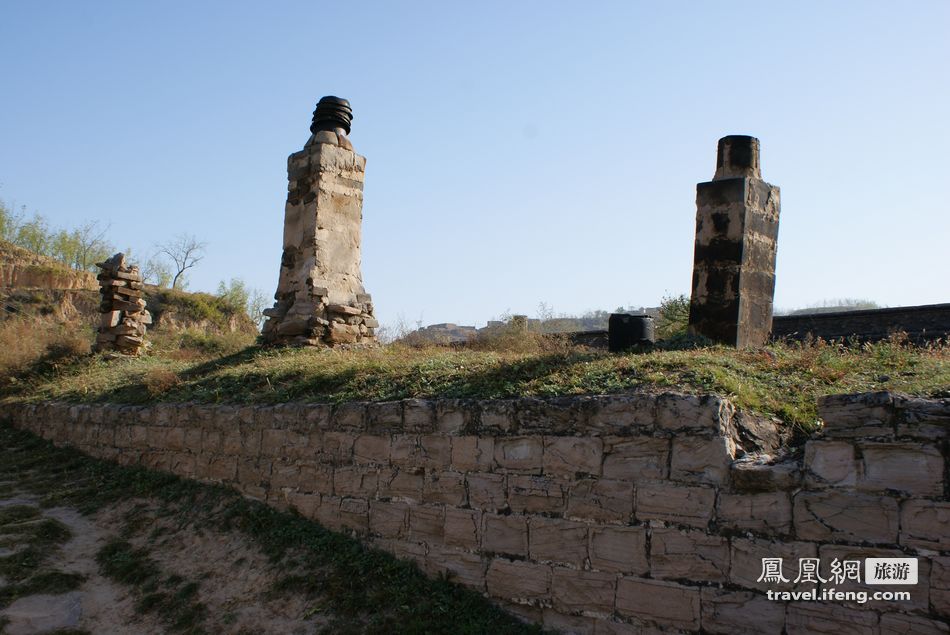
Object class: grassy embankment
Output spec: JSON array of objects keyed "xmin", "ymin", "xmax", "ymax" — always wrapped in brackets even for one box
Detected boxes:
[{"xmin": 1, "ymin": 322, "xmax": 947, "ymax": 432}]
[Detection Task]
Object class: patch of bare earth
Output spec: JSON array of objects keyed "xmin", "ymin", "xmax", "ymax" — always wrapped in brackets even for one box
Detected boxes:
[
  {"xmin": 0, "ymin": 491, "xmax": 328, "ymax": 634},
  {"xmin": 108, "ymin": 500, "xmax": 329, "ymax": 634}
]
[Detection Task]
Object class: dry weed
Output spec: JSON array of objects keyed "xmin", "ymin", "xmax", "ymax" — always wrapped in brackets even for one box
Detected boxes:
[{"xmin": 143, "ymin": 367, "xmax": 181, "ymax": 396}]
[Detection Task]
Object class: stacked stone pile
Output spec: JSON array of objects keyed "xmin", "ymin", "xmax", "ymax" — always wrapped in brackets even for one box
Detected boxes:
[
  {"xmin": 93, "ymin": 253, "xmax": 151, "ymax": 355},
  {"xmin": 262, "ymin": 290, "xmax": 378, "ymax": 346}
]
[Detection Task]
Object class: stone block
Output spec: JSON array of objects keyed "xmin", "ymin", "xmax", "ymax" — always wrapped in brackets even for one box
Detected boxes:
[
  {"xmin": 730, "ymin": 457, "xmax": 802, "ymax": 492},
  {"xmin": 543, "ymin": 437, "xmax": 603, "ymax": 478},
  {"xmin": 879, "ymin": 613, "xmax": 949, "ymax": 635},
  {"xmin": 589, "ymin": 526, "xmax": 648, "ymax": 575},
  {"xmin": 436, "ymin": 400, "xmax": 470, "ymax": 434},
  {"xmin": 601, "ymin": 436, "xmax": 669, "ymax": 480},
  {"xmin": 332, "ymin": 402, "xmax": 367, "ymax": 430},
  {"xmin": 369, "ymin": 500, "xmax": 409, "ymax": 538},
  {"xmin": 365, "ymin": 401, "xmax": 401, "ymax": 431},
  {"xmin": 426, "ymin": 545, "xmax": 486, "ymax": 590},
  {"xmin": 932, "ymin": 557, "xmax": 950, "ymax": 619},
  {"xmin": 794, "ymin": 490, "xmax": 899, "ymax": 544},
  {"xmin": 466, "ymin": 472, "xmax": 507, "ymax": 511},
  {"xmin": 333, "ymin": 466, "xmax": 378, "ymax": 498},
  {"xmin": 508, "ymin": 474, "xmax": 566, "ymax": 514},
  {"xmin": 785, "ymin": 603, "xmax": 879, "ymax": 635},
  {"xmin": 168, "ymin": 452, "xmax": 195, "ymax": 477},
  {"xmin": 729, "ymin": 538, "xmax": 817, "ymax": 590},
  {"xmin": 634, "ymin": 482, "xmax": 714, "ymax": 528},
  {"xmin": 208, "ymin": 456, "xmax": 237, "ymax": 482},
  {"xmin": 494, "ymin": 436, "xmax": 543, "ymax": 473},
  {"xmin": 587, "ymin": 394, "xmax": 657, "ymax": 431},
  {"xmin": 670, "ymin": 435, "xmax": 734, "ymax": 484},
  {"xmin": 389, "ymin": 435, "xmax": 421, "ymax": 468},
  {"xmin": 450, "ymin": 436, "xmax": 494, "ymax": 471},
  {"xmin": 422, "ymin": 471, "xmax": 467, "ymax": 506},
  {"xmin": 260, "ymin": 428, "xmax": 288, "ymax": 459},
  {"xmin": 184, "ymin": 427, "xmax": 203, "ymax": 452},
  {"xmin": 528, "ymin": 516, "xmax": 588, "ymax": 567},
  {"xmin": 817, "ymin": 391, "xmax": 896, "ymax": 438},
  {"xmin": 483, "ymin": 514, "xmax": 528, "ymax": 556},
  {"xmin": 479, "ymin": 400, "xmax": 515, "ymax": 433},
  {"xmin": 443, "ymin": 508, "xmax": 480, "ymax": 549},
  {"xmin": 314, "ymin": 496, "xmax": 341, "ymax": 530},
  {"xmin": 286, "ymin": 491, "xmax": 320, "ymax": 519},
  {"xmin": 858, "ymin": 442, "xmax": 944, "ymax": 496},
  {"xmin": 418, "ymin": 434, "xmax": 453, "ymax": 469},
  {"xmin": 339, "ymin": 497, "xmax": 369, "ymax": 533},
  {"xmin": 269, "ymin": 459, "xmax": 302, "ymax": 489},
  {"xmin": 517, "ymin": 396, "xmax": 590, "ymax": 434},
  {"xmin": 379, "ymin": 469, "xmax": 424, "ymax": 502},
  {"xmin": 656, "ymin": 393, "xmax": 731, "ymax": 433},
  {"xmin": 409, "ymin": 505, "xmax": 444, "ymax": 543},
  {"xmin": 165, "ymin": 427, "xmax": 186, "ymax": 452},
  {"xmin": 717, "ymin": 491, "xmax": 792, "ymax": 534},
  {"xmin": 353, "ymin": 434, "xmax": 392, "ymax": 465},
  {"xmin": 403, "ymin": 399, "xmax": 435, "ymax": 432},
  {"xmin": 296, "ymin": 463, "xmax": 333, "ymax": 494},
  {"xmin": 700, "ymin": 588, "xmax": 785, "ymax": 635},
  {"xmin": 551, "ymin": 569, "xmax": 616, "ymax": 615},
  {"xmin": 304, "ymin": 403, "xmax": 332, "ymax": 429},
  {"xmin": 896, "ymin": 396, "xmax": 950, "ymax": 440},
  {"xmin": 803, "ymin": 440, "xmax": 858, "ymax": 487},
  {"xmin": 615, "ymin": 577, "xmax": 700, "ymax": 631},
  {"xmin": 320, "ymin": 431, "xmax": 355, "ymax": 464},
  {"xmin": 486, "ymin": 558, "xmax": 551, "ymax": 603},
  {"xmin": 385, "ymin": 538, "xmax": 426, "ymax": 570},
  {"xmin": 146, "ymin": 426, "xmax": 165, "ymax": 450},
  {"xmin": 566, "ymin": 478, "xmax": 633, "ymax": 523},
  {"xmin": 650, "ymin": 528, "xmax": 728, "ymax": 582},
  {"xmin": 900, "ymin": 500, "xmax": 950, "ymax": 551}
]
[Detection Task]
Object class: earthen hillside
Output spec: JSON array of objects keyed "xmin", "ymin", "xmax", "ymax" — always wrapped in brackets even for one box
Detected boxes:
[
  {"xmin": 0, "ymin": 240, "xmax": 97, "ymax": 291},
  {"xmin": 0, "ymin": 240, "xmax": 256, "ymax": 335}
]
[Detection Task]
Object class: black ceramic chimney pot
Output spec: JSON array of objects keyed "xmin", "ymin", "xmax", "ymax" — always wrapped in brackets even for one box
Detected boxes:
[{"xmin": 310, "ymin": 96, "xmax": 353, "ymax": 135}]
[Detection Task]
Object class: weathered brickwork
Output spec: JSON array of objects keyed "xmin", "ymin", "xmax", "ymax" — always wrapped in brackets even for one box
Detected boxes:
[{"xmin": 2, "ymin": 390, "xmax": 947, "ymax": 634}]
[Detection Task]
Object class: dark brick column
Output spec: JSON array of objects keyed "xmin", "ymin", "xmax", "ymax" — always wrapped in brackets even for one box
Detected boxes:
[{"xmin": 688, "ymin": 136, "xmax": 781, "ymax": 348}]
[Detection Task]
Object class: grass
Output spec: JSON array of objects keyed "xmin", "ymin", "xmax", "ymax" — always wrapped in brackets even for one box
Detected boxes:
[
  {"xmin": 1, "ymin": 331, "xmax": 947, "ymax": 432},
  {"xmin": 0, "ymin": 495, "xmax": 82, "ymax": 609},
  {"xmin": 0, "ymin": 423, "xmax": 539, "ymax": 634},
  {"xmin": 95, "ymin": 538, "xmax": 207, "ymax": 633}
]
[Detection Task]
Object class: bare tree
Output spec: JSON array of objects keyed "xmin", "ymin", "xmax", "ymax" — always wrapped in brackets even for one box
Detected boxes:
[
  {"xmin": 73, "ymin": 221, "xmax": 113, "ymax": 271},
  {"xmin": 157, "ymin": 234, "xmax": 207, "ymax": 289}
]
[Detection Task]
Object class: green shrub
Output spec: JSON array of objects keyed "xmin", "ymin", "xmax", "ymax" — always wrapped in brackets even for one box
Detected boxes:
[{"xmin": 656, "ymin": 294, "xmax": 690, "ymax": 340}]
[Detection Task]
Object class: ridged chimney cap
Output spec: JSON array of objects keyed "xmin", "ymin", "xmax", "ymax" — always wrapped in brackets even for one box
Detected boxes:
[{"xmin": 310, "ymin": 96, "xmax": 353, "ymax": 135}]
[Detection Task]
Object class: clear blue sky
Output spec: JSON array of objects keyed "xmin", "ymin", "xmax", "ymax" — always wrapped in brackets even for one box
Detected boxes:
[{"xmin": 2, "ymin": 1, "xmax": 948, "ymax": 329}]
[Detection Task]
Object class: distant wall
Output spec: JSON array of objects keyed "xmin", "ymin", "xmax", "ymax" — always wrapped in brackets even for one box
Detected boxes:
[
  {"xmin": 2, "ymin": 392, "xmax": 948, "ymax": 634},
  {"xmin": 772, "ymin": 303, "xmax": 950, "ymax": 343}
]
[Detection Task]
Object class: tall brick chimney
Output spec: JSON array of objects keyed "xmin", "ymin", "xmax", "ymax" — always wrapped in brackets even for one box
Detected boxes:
[
  {"xmin": 261, "ymin": 96, "xmax": 378, "ymax": 346},
  {"xmin": 688, "ymin": 135, "xmax": 781, "ymax": 348}
]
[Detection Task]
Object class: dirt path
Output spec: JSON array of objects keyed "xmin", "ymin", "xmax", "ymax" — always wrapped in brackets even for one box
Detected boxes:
[
  {"xmin": 0, "ymin": 489, "xmax": 325, "ymax": 634},
  {"xmin": 0, "ymin": 492, "xmax": 162, "ymax": 634}
]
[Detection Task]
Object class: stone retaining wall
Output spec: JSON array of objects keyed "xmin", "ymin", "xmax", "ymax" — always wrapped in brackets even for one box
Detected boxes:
[
  {"xmin": 772, "ymin": 302, "xmax": 950, "ymax": 343},
  {"xmin": 2, "ymin": 391, "xmax": 947, "ymax": 634}
]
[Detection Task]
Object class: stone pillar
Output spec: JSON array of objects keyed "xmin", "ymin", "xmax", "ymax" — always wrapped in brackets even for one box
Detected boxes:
[
  {"xmin": 261, "ymin": 96, "xmax": 378, "ymax": 346},
  {"xmin": 688, "ymin": 135, "xmax": 780, "ymax": 348},
  {"xmin": 94, "ymin": 253, "xmax": 151, "ymax": 355}
]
